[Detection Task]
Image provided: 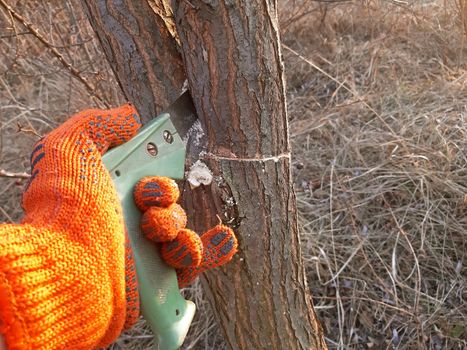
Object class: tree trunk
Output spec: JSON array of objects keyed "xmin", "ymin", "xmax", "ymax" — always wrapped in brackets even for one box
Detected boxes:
[
  {"xmin": 80, "ymin": 0, "xmax": 185, "ymax": 120},
  {"xmin": 80, "ymin": 1, "xmax": 326, "ymax": 349},
  {"xmin": 173, "ymin": 2, "xmax": 326, "ymax": 349}
]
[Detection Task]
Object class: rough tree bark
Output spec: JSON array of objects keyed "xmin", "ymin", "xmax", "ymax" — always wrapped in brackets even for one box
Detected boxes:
[
  {"xmin": 80, "ymin": 1, "xmax": 326, "ymax": 349},
  {"xmin": 79, "ymin": 0, "xmax": 185, "ymax": 120}
]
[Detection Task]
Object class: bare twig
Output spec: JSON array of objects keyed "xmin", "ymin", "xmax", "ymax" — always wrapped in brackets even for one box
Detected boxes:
[
  {"xmin": 0, "ymin": 31, "xmax": 30, "ymax": 39},
  {"xmin": 0, "ymin": 0, "xmax": 110, "ymax": 108},
  {"xmin": 0, "ymin": 205, "xmax": 14, "ymax": 222},
  {"xmin": 16, "ymin": 122, "xmax": 42, "ymax": 138},
  {"xmin": 0, "ymin": 169, "xmax": 30, "ymax": 179}
]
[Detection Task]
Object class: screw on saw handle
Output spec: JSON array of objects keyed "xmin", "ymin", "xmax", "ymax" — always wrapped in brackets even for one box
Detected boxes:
[{"xmin": 102, "ymin": 113, "xmax": 195, "ymax": 350}]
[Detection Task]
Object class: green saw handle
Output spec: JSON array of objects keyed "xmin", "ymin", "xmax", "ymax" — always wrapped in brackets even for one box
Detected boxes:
[{"xmin": 102, "ymin": 113, "xmax": 195, "ymax": 350}]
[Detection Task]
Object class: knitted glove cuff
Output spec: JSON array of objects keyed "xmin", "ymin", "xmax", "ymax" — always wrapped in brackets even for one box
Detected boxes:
[{"xmin": 0, "ymin": 224, "xmax": 125, "ymax": 350}]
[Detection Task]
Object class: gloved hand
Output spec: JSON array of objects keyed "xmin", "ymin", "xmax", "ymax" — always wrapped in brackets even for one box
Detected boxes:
[
  {"xmin": 0, "ymin": 105, "xmax": 237, "ymax": 350},
  {"xmin": 133, "ymin": 177, "xmax": 237, "ymax": 288}
]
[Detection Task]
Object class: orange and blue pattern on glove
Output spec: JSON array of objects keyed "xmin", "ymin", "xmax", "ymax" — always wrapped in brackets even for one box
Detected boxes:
[
  {"xmin": 0, "ymin": 105, "xmax": 141, "ymax": 350},
  {"xmin": 133, "ymin": 177, "xmax": 238, "ymax": 287}
]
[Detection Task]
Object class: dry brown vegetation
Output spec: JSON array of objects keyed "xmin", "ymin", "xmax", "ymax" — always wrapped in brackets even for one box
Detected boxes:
[{"xmin": 0, "ymin": 1, "xmax": 465, "ymax": 349}]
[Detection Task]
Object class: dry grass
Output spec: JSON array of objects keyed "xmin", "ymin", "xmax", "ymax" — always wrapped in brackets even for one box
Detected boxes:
[
  {"xmin": 283, "ymin": 1, "xmax": 466, "ymax": 349},
  {"xmin": 0, "ymin": 0, "xmax": 466, "ymax": 349}
]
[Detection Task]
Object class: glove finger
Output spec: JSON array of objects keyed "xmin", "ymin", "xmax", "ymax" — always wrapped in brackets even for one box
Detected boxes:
[
  {"xmin": 200, "ymin": 224, "xmax": 238, "ymax": 268},
  {"xmin": 176, "ymin": 225, "xmax": 237, "ymax": 288},
  {"xmin": 134, "ymin": 177, "xmax": 180, "ymax": 212},
  {"xmin": 161, "ymin": 229, "xmax": 203, "ymax": 269},
  {"xmin": 140, "ymin": 204, "xmax": 187, "ymax": 242},
  {"xmin": 59, "ymin": 103, "xmax": 141, "ymax": 154}
]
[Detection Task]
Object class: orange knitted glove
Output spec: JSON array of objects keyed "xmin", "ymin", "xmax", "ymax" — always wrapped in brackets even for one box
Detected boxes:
[
  {"xmin": 134, "ymin": 177, "xmax": 238, "ymax": 287},
  {"xmin": 0, "ymin": 105, "xmax": 238, "ymax": 350},
  {"xmin": 0, "ymin": 105, "xmax": 142, "ymax": 350}
]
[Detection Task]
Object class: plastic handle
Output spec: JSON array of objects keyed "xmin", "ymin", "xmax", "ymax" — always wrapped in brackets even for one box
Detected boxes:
[{"xmin": 102, "ymin": 113, "xmax": 195, "ymax": 350}]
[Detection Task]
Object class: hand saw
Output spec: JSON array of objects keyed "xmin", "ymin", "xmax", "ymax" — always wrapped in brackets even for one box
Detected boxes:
[{"xmin": 102, "ymin": 91, "xmax": 198, "ymax": 350}]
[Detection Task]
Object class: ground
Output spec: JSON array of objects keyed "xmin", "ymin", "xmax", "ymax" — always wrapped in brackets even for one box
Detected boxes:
[{"xmin": 0, "ymin": 0, "xmax": 465, "ymax": 349}]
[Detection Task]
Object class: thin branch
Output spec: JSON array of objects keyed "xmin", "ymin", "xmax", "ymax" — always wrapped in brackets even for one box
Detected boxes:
[
  {"xmin": 0, "ymin": 30, "xmax": 30, "ymax": 39},
  {"xmin": 0, "ymin": 0, "xmax": 110, "ymax": 108},
  {"xmin": 0, "ymin": 205, "xmax": 14, "ymax": 222},
  {"xmin": 0, "ymin": 169, "xmax": 30, "ymax": 179},
  {"xmin": 16, "ymin": 122, "xmax": 42, "ymax": 138}
]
